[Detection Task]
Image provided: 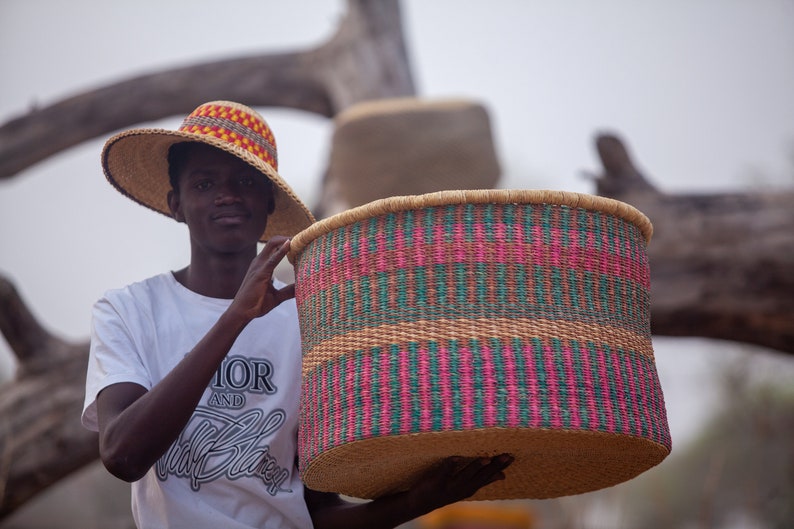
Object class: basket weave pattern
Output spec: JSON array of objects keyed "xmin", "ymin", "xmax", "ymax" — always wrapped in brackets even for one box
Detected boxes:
[{"xmin": 293, "ymin": 192, "xmax": 670, "ymax": 499}]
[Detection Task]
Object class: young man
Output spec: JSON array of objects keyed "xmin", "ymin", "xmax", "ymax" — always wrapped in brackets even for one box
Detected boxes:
[{"xmin": 82, "ymin": 101, "xmax": 513, "ymax": 529}]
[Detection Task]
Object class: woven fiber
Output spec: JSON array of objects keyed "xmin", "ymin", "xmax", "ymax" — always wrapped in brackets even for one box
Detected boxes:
[
  {"xmin": 290, "ymin": 189, "xmax": 669, "ymax": 500},
  {"xmin": 102, "ymin": 100, "xmax": 314, "ymax": 241},
  {"xmin": 325, "ymin": 98, "xmax": 500, "ymax": 209}
]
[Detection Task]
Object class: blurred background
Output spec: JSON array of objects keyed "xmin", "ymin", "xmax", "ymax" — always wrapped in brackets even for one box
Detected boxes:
[{"xmin": 1, "ymin": 1, "xmax": 793, "ymax": 528}]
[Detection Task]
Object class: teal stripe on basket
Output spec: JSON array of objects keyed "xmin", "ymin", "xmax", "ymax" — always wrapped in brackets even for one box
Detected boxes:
[
  {"xmin": 389, "ymin": 343, "xmax": 402, "ymax": 435},
  {"xmin": 470, "ymin": 338, "xmax": 484, "ymax": 429},
  {"xmin": 370, "ymin": 348, "xmax": 381, "ymax": 438},
  {"xmin": 531, "ymin": 337, "xmax": 551, "ymax": 428},
  {"xmin": 408, "ymin": 341, "xmax": 421, "ymax": 434},
  {"xmin": 552, "ymin": 338, "xmax": 570, "ymax": 428},
  {"xmin": 448, "ymin": 339, "xmax": 463, "ymax": 431},
  {"xmin": 511, "ymin": 337, "xmax": 531, "ymax": 427},
  {"xmin": 428, "ymin": 341, "xmax": 443, "ymax": 432},
  {"xmin": 491, "ymin": 337, "xmax": 508, "ymax": 427}
]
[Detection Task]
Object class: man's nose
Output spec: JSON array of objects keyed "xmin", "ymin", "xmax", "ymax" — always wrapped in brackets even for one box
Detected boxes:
[{"xmin": 214, "ymin": 179, "xmax": 243, "ymax": 205}]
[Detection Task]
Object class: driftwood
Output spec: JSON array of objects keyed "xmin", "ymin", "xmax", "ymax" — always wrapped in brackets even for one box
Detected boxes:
[
  {"xmin": 0, "ymin": 276, "xmax": 96, "ymax": 517},
  {"xmin": 594, "ymin": 133, "xmax": 794, "ymax": 354},
  {"xmin": 0, "ymin": 0, "xmax": 415, "ymax": 180}
]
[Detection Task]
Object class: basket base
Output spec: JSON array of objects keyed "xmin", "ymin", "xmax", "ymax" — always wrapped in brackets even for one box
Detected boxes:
[{"xmin": 301, "ymin": 427, "xmax": 669, "ymax": 500}]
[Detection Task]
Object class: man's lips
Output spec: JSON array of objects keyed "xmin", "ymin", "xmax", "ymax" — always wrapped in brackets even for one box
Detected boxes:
[{"xmin": 212, "ymin": 210, "xmax": 250, "ymax": 225}]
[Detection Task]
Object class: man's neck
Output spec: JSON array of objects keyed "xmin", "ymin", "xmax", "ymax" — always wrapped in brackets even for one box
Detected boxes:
[{"xmin": 174, "ymin": 249, "xmax": 256, "ymax": 299}]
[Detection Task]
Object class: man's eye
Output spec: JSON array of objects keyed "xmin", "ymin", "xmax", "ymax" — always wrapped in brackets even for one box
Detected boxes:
[
  {"xmin": 195, "ymin": 181, "xmax": 212, "ymax": 191},
  {"xmin": 239, "ymin": 176, "xmax": 255, "ymax": 186}
]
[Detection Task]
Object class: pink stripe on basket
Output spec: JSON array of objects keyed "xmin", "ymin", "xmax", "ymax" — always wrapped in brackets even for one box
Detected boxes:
[
  {"xmin": 523, "ymin": 342, "xmax": 542, "ymax": 428},
  {"xmin": 480, "ymin": 343, "xmax": 498, "ymax": 427},
  {"xmin": 611, "ymin": 236, "xmax": 623, "ymax": 279},
  {"xmin": 502, "ymin": 342, "xmax": 521, "ymax": 428},
  {"xmin": 543, "ymin": 344, "xmax": 563, "ymax": 429},
  {"xmin": 642, "ymin": 357, "xmax": 660, "ymax": 442},
  {"xmin": 562, "ymin": 344, "xmax": 582, "ymax": 429},
  {"xmin": 360, "ymin": 352, "xmax": 373, "ymax": 439},
  {"xmin": 322, "ymin": 362, "xmax": 343, "ymax": 447},
  {"xmin": 375, "ymin": 229, "xmax": 389, "ymax": 272},
  {"xmin": 512, "ymin": 222, "xmax": 526, "ymax": 265},
  {"xmin": 610, "ymin": 347, "xmax": 629, "ymax": 435},
  {"xmin": 342, "ymin": 239, "xmax": 354, "ymax": 281},
  {"xmin": 578, "ymin": 343, "xmax": 601, "ymax": 432},
  {"xmin": 399, "ymin": 347, "xmax": 413, "ymax": 435},
  {"xmin": 346, "ymin": 357, "xmax": 357, "ymax": 443},
  {"xmin": 531, "ymin": 226, "xmax": 544, "ymax": 265},
  {"xmin": 394, "ymin": 220, "xmax": 407, "ymax": 269},
  {"xmin": 457, "ymin": 344, "xmax": 476, "ymax": 429},
  {"xmin": 596, "ymin": 345, "xmax": 617, "ymax": 433},
  {"xmin": 493, "ymin": 222, "xmax": 507, "ymax": 263},
  {"xmin": 418, "ymin": 346, "xmax": 432, "ymax": 432},
  {"xmin": 437, "ymin": 345, "xmax": 454, "ymax": 431},
  {"xmin": 332, "ymin": 361, "xmax": 345, "ymax": 448},
  {"xmin": 567, "ymin": 225, "xmax": 581, "ymax": 271},
  {"xmin": 379, "ymin": 349, "xmax": 393, "ymax": 437},
  {"xmin": 623, "ymin": 353, "xmax": 642, "ymax": 437}
]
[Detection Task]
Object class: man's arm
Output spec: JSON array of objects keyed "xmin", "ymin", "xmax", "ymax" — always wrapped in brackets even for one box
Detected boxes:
[
  {"xmin": 95, "ymin": 238, "xmax": 293, "ymax": 481},
  {"xmin": 305, "ymin": 454, "xmax": 514, "ymax": 529}
]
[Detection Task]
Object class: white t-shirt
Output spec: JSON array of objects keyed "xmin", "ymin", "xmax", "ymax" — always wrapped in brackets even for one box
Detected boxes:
[{"xmin": 82, "ymin": 272, "xmax": 314, "ymax": 529}]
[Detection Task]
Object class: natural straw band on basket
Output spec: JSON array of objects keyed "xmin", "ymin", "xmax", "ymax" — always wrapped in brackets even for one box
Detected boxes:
[{"xmin": 291, "ymin": 189, "xmax": 668, "ymax": 500}]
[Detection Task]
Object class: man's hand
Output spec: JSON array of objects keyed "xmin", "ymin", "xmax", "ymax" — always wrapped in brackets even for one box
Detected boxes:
[
  {"xmin": 231, "ymin": 236, "xmax": 295, "ymax": 322},
  {"xmin": 306, "ymin": 454, "xmax": 514, "ymax": 529},
  {"xmin": 404, "ymin": 454, "xmax": 515, "ymax": 514}
]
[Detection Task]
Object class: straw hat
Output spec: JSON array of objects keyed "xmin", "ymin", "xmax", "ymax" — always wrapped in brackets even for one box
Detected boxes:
[
  {"xmin": 324, "ymin": 98, "xmax": 501, "ymax": 209},
  {"xmin": 101, "ymin": 100, "xmax": 315, "ymax": 241}
]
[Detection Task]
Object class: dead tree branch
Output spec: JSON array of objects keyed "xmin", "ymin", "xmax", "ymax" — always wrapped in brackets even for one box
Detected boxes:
[
  {"xmin": 0, "ymin": 0, "xmax": 415, "ymax": 179},
  {"xmin": 594, "ymin": 133, "xmax": 794, "ymax": 354}
]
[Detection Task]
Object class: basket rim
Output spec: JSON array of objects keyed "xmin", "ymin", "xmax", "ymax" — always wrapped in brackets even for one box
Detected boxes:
[{"xmin": 289, "ymin": 189, "xmax": 653, "ymax": 260}]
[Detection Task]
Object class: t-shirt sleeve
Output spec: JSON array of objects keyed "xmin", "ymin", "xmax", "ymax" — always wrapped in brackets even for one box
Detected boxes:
[{"xmin": 81, "ymin": 294, "xmax": 153, "ymax": 431}]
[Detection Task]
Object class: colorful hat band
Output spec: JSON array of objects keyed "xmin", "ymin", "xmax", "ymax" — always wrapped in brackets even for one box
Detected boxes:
[{"xmin": 178, "ymin": 103, "xmax": 279, "ymax": 171}]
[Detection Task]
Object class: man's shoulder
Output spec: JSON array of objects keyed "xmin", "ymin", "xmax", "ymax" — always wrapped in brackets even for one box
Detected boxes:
[{"xmin": 99, "ymin": 273, "xmax": 174, "ymax": 307}]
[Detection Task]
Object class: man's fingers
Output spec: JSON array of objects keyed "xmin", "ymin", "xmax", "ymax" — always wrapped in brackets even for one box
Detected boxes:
[
  {"xmin": 275, "ymin": 283, "xmax": 296, "ymax": 304},
  {"xmin": 450, "ymin": 454, "xmax": 514, "ymax": 484}
]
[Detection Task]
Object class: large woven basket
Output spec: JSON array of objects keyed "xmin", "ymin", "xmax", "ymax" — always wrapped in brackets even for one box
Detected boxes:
[{"xmin": 289, "ymin": 189, "xmax": 670, "ymax": 500}]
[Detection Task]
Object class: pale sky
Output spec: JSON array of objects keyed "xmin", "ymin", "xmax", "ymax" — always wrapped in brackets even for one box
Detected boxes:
[{"xmin": 1, "ymin": 0, "xmax": 793, "ymax": 449}]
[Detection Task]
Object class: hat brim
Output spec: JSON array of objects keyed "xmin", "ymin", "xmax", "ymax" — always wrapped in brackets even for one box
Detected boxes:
[{"xmin": 102, "ymin": 128, "xmax": 315, "ymax": 241}]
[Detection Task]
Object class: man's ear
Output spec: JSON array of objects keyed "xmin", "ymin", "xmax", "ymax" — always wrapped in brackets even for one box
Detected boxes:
[{"xmin": 167, "ymin": 189, "xmax": 185, "ymax": 222}]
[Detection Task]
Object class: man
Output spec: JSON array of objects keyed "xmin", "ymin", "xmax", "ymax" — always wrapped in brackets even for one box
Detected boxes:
[{"xmin": 82, "ymin": 101, "xmax": 512, "ymax": 528}]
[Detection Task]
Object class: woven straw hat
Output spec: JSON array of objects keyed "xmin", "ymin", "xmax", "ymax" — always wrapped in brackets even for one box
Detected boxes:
[
  {"xmin": 324, "ymin": 98, "xmax": 501, "ymax": 209},
  {"xmin": 101, "ymin": 100, "xmax": 315, "ymax": 241}
]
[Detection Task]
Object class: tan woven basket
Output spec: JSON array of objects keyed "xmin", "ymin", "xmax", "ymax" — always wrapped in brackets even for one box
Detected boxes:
[{"xmin": 290, "ymin": 189, "xmax": 669, "ymax": 500}]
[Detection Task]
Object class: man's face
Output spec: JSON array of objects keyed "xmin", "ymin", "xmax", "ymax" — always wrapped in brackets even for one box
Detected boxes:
[{"xmin": 168, "ymin": 144, "xmax": 275, "ymax": 254}]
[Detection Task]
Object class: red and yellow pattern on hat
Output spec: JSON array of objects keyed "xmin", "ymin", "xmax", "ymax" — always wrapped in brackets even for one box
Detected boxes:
[{"xmin": 177, "ymin": 101, "xmax": 279, "ymax": 171}]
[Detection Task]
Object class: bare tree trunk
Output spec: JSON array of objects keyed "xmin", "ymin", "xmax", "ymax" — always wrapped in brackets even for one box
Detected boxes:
[
  {"xmin": 0, "ymin": 275, "xmax": 95, "ymax": 517},
  {"xmin": 0, "ymin": 0, "xmax": 415, "ymax": 179},
  {"xmin": 594, "ymin": 133, "xmax": 794, "ymax": 354}
]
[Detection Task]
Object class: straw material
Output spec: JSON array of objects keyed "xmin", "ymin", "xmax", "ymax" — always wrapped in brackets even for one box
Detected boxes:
[
  {"xmin": 102, "ymin": 101, "xmax": 315, "ymax": 241},
  {"xmin": 291, "ymin": 189, "xmax": 669, "ymax": 500},
  {"xmin": 325, "ymin": 98, "xmax": 501, "ymax": 207}
]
